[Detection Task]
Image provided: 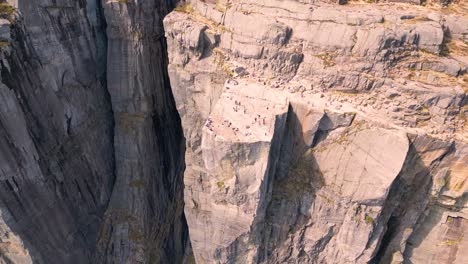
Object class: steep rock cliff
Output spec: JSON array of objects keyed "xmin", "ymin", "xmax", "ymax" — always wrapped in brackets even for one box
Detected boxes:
[
  {"xmin": 165, "ymin": 0, "xmax": 467, "ymax": 263},
  {"xmin": 0, "ymin": 1, "xmax": 114, "ymax": 262},
  {"xmin": 0, "ymin": 0, "xmax": 188, "ymax": 263},
  {"xmin": 96, "ymin": 1, "xmax": 187, "ymax": 263},
  {"xmin": 0, "ymin": 0, "xmax": 466, "ymax": 263}
]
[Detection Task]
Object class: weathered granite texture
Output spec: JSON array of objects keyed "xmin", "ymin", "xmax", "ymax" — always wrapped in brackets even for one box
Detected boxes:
[
  {"xmin": 165, "ymin": 0, "xmax": 467, "ymax": 263},
  {"xmin": 0, "ymin": 1, "xmax": 114, "ymax": 263},
  {"xmin": 0, "ymin": 0, "xmax": 188, "ymax": 263},
  {"xmin": 0, "ymin": 0, "xmax": 466, "ymax": 263},
  {"xmin": 95, "ymin": 1, "xmax": 188, "ymax": 263}
]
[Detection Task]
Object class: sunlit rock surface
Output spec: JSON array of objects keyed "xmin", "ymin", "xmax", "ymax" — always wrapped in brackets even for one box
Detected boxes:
[
  {"xmin": 165, "ymin": 0, "xmax": 467, "ymax": 263},
  {"xmin": 0, "ymin": 0, "xmax": 466, "ymax": 263}
]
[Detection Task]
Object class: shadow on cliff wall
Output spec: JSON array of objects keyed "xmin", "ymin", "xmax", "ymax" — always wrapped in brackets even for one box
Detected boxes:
[
  {"xmin": 0, "ymin": 0, "xmax": 191, "ymax": 264},
  {"xmin": 0, "ymin": 6, "xmax": 115, "ymax": 261},
  {"xmin": 256, "ymin": 108, "xmax": 456, "ymax": 263},
  {"xmin": 255, "ymin": 105, "xmax": 326, "ymax": 262},
  {"xmin": 400, "ymin": 143, "xmax": 466, "ymax": 264},
  {"xmin": 372, "ymin": 138, "xmax": 456, "ymax": 263}
]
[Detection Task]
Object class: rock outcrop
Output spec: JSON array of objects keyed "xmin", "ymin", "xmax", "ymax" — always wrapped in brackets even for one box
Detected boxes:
[
  {"xmin": 0, "ymin": 0, "xmax": 466, "ymax": 263},
  {"xmin": 165, "ymin": 0, "xmax": 467, "ymax": 263},
  {"xmin": 0, "ymin": 0, "xmax": 187, "ymax": 263}
]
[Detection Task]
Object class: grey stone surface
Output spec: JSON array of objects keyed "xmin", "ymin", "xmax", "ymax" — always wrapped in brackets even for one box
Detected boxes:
[
  {"xmin": 165, "ymin": 0, "xmax": 467, "ymax": 263},
  {"xmin": 0, "ymin": 0, "xmax": 188, "ymax": 263},
  {"xmin": 0, "ymin": 0, "xmax": 466, "ymax": 263},
  {"xmin": 95, "ymin": 1, "xmax": 187, "ymax": 263},
  {"xmin": 0, "ymin": 1, "xmax": 114, "ymax": 263}
]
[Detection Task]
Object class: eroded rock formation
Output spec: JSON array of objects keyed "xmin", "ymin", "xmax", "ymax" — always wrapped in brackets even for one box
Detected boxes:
[
  {"xmin": 0, "ymin": 0, "xmax": 466, "ymax": 263},
  {"xmin": 165, "ymin": 0, "xmax": 467, "ymax": 263},
  {"xmin": 0, "ymin": 0, "xmax": 187, "ymax": 263}
]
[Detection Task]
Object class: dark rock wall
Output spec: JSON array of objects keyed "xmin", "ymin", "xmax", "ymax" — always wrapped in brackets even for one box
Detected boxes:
[{"xmin": 0, "ymin": 0, "xmax": 187, "ymax": 263}]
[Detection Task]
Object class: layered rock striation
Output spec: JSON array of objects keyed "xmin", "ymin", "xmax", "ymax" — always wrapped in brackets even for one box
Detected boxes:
[
  {"xmin": 96, "ymin": 1, "xmax": 187, "ymax": 263},
  {"xmin": 165, "ymin": 0, "xmax": 467, "ymax": 263},
  {"xmin": 0, "ymin": 0, "xmax": 466, "ymax": 263},
  {"xmin": 0, "ymin": 0, "xmax": 188, "ymax": 263},
  {"xmin": 0, "ymin": 1, "xmax": 114, "ymax": 262}
]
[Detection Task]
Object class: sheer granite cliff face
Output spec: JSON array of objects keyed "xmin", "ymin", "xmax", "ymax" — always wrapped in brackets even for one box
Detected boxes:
[
  {"xmin": 0, "ymin": 0, "xmax": 466, "ymax": 263},
  {"xmin": 165, "ymin": 0, "xmax": 467, "ymax": 263},
  {"xmin": 0, "ymin": 0, "xmax": 187, "ymax": 263},
  {"xmin": 0, "ymin": 1, "xmax": 114, "ymax": 263},
  {"xmin": 96, "ymin": 1, "xmax": 187, "ymax": 263}
]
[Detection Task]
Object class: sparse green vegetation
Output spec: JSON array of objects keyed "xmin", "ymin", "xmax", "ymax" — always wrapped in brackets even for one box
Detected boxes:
[
  {"xmin": 364, "ymin": 215, "xmax": 374, "ymax": 225},
  {"xmin": 0, "ymin": 41, "xmax": 9, "ymax": 48},
  {"xmin": 174, "ymin": 3, "xmax": 194, "ymax": 14},
  {"xmin": 213, "ymin": 48, "xmax": 235, "ymax": 77},
  {"xmin": 438, "ymin": 238, "xmax": 461, "ymax": 246},
  {"xmin": 215, "ymin": 0, "xmax": 232, "ymax": 13},
  {"xmin": 314, "ymin": 53, "xmax": 336, "ymax": 67},
  {"xmin": 451, "ymin": 177, "xmax": 466, "ymax": 192},
  {"xmin": 330, "ymin": 90, "xmax": 360, "ymax": 97},
  {"xmin": 318, "ymin": 194, "xmax": 335, "ymax": 205},
  {"xmin": 222, "ymin": 64, "xmax": 234, "ymax": 77},
  {"xmin": 174, "ymin": 2, "xmax": 232, "ymax": 35},
  {"xmin": 0, "ymin": 3, "xmax": 15, "ymax": 22},
  {"xmin": 407, "ymin": 69, "xmax": 461, "ymax": 87},
  {"xmin": 0, "ymin": 3, "xmax": 15, "ymax": 16},
  {"xmin": 217, "ymin": 181, "xmax": 225, "ymax": 189},
  {"xmin": 129, "ymin": 179, "xmax": 146, "ymax": 188}
]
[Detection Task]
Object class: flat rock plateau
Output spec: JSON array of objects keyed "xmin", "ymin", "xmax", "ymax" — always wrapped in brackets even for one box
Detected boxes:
[{"xmin": 0, "ymin": 0, "xmax": 467, "ymax": 263}]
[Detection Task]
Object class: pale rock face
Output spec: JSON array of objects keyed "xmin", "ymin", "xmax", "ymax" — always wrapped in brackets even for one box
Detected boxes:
[
  {"xmin": 191, "ymin": 83, "xmax": 289, "ymax": 263},
  {"xmin": 165, "ymin": 0, "xmax": 467, "ymax": 263},
  {"xmin": 0, "ymin": 209, "xmax": 32, "ymax": 264},
  {"xmin": 0, "ymin": 0, "xmax": 466, "ymax": 263}
]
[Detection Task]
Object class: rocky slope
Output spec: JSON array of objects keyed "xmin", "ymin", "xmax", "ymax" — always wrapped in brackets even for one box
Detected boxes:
[{"xmin": 165, "ymin": 0, "xmax": 467, "ymax": 263}]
